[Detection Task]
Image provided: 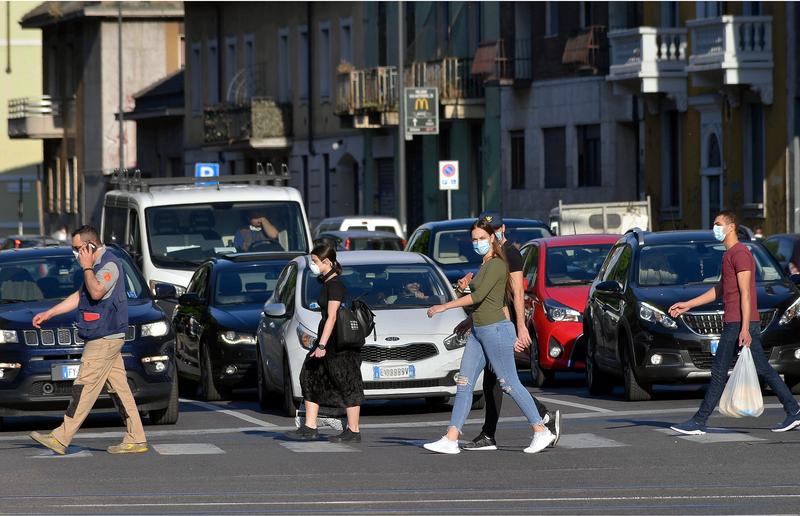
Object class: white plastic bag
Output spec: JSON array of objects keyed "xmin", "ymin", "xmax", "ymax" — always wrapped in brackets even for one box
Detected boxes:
[{"xmin": 719, "ymin": 347, "xmax": 764, "ymax": 418}]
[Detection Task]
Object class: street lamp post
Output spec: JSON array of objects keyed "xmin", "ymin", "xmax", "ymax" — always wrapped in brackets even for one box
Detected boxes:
[{"xmin": 397, "ymin": 1, "xmax": 406, "ymax": 234}]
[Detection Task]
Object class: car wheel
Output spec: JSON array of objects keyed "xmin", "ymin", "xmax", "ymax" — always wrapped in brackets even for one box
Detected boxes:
[
  {"xmin": 529, "ymin": 335, "xmax": 552, "ymax": 388},
  {"xmin": 200, "ymin": 343, "xmax": 229, "ymax": 402},
  {"xmin": 257, "ymin": 350, "xmax": 274, "ymax": 411},
  {"xmin": 586, "ymin": 331, "xmax": 614, "ymax": 396},
  {"xmin": 281, "ymin": 354, "xmax": 299, "ymax": 417},
  {"xmin": 148, "ymin": 373, "xmax": 179, "ymax": 425},
  {"xmin": 622, "ymin": 353, "xmax": 651, "ymax": 401},
  {"xmin": 785, "ymin": 375, "xmax": 800, "ymax": 395}
]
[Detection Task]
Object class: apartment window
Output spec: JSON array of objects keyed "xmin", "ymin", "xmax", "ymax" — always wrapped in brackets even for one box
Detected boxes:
[
  {"xmin": 207, "ymin": 39, "xmax": 219, "ymax": 104},
  {"xmin": 545, "ymin": 2, "xmax": 559, "ymax": 37},
  {"xmin": 298, "ymin": 26, "xmax": 309, "ymax": 101},
  {"xmin": 340, "ymin": 19, "xmax": 352, "ymax": 64},
  {"xmin": 661, "ymin": 2, "xmax": 679, "ymax": 28},
  {"xmin": 510, "ymin": 131, "xmax": 526, "ymax": 190},
  {"xmin": 225, "ymin": 37, "xmax": 237, "ymax": 102},
  {"xmin": 744, "ymin": 103, "xmax": 765, "ymax": 206},
  {"xmin": 743, "ymin": 2, "xmax": 762, "ymax": 15},
  {"xmin": 190, "ymin": 42, "xmax": 202, "ymax": 115},
  {"xmin": 244, "ymin": 34, "xmax": 255, "ymax": 100},
  {"xmin": 661, "ymin": 112, "xmax": 681, "ymax": 210},
  {"xmin": 319, "ymin": 22, "xmax": 331, "ymax": 102},
  {"xmin": 543, "ymin": 127, "xmax": 567, "ymax": 189},
  {"xmin": 578, "ymin": 125, "xmax": 601, "ymax": 187},
  {"xmin": 697, "ymin": 1, "xmax": 723, "ymax": 18},
  {"xmin": 278, "ymin": 28, "xmax": 290, "ymax": 103}
]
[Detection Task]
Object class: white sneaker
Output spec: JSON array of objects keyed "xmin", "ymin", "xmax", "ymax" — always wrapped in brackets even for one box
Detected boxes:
[
  {"xmin": 524, "ymin": 429, "xmax": 555, "ymax": 454},
  {"xmin": 423, "ymin": 436, "xmax": 461, "ymax": 454}
]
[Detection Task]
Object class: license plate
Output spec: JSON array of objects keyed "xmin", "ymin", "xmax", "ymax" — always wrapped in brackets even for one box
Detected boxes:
[
  {"xmin": 51, "ymin": 363, "xmax": 81, "ymax": 381},
  {"xmin": 373, "ymin": 365, "xmax": 415, "ymax": 380}
]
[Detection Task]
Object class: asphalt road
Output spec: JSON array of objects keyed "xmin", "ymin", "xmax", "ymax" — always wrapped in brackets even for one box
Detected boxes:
[{"xmin": 1, "ymin": 373, "xmax": 799, "ymax": 515}]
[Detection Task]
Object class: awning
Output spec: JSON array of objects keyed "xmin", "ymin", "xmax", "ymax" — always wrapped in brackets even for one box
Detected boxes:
[{"xmin": 471, "ymin": 41, "xmax": 500, "ymax": 76}]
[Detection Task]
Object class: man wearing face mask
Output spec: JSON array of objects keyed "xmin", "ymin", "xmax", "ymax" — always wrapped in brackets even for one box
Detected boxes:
[
  {"xmin": 233, "ymin": 210, "xmax": 280, "ymax": 252},
  {"xmin": 29, "ymin": 225, "xmax": 148, "ymax": 455},
  {"xmin": 669, "ymin": 211, "xmax": 800, "ymax": 435}
]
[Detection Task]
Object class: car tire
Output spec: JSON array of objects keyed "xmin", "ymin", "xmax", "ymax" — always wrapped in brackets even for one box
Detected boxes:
[
  {"xmin": 257, "ymin": 350, "xmax": 275, "ymax": 411},
  {"xmin": 586, "ymin": 331, "xmax": 614, "ymax": 396},
  {"xmin": 622, "ymin": 354, "xmax": 651, "ymax": 402},
  {"xmin": 148, "ymin": 373, "xmax": 179, "ymax": 425},
  {"xmin": 281, "ymin": 354, "xmax": 299, "ymax": 417},
  {"xmin": 200, "ymin": 343, "xmax": 229, "ymax": 402},
  {"xmin": 529, "ymin": 336, "xmax": 553, "ymax": 388},
  {"xmin": 785, "ymin": 375, "xmax": 800, "ymax": 395}
]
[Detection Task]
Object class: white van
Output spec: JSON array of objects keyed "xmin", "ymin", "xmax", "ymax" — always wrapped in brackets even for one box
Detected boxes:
[
  {"xmin": 101, "ymin": 173, "xmax": 312, "ymax": 295},
  {"xmin": 313, "ymin": 216, "xmax": 405, "ymax": 239}
]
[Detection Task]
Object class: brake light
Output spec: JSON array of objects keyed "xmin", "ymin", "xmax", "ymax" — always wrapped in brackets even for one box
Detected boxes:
[{"xmin": 344, "ymin": 238, "xmax": 351, "ymax": 250}]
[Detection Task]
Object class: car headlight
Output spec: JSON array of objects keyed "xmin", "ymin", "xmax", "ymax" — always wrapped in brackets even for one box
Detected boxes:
[
  {"xmin": 544, "ymin": 299, "xmax": 582, "ymax": 323},
  {"xmin": 779, "ymin": 296, "xmax": 800, "ymax": 325},
  {"xmin": 639, "ymin": 302, "xmax": 677, "ymax": 329},
  {"xmin": 141, "ymin": 320, "xmax": 169, "ymax": 338},
  {"xmin": 0, "ymin": 330, "xmax": 18, "ymax": 344},
  {"xmin": 296, "ymin": 326, "xmax": 316, "ymax": 349},
  {"xmin": 219, "ymin": 331, "xmax": 256, "ymax": 345},
  {"xmin": 443, "ymin": 332, "xmax": 468, "ymax": 350}
]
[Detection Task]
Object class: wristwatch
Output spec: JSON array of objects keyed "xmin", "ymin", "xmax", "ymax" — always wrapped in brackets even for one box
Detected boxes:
[{"xmin": 318, "ymin": 343, "xmax": 327, "ymax": 350}]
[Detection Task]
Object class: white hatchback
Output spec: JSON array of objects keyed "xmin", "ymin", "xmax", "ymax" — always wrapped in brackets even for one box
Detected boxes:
[{"xmin": 255, "ymin": 251, "xmax": 483, "ymax": 415}]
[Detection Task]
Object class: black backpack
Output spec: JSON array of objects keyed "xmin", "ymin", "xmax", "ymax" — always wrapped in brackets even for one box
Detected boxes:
[{"xmin": 335, "ymin": 297, "xmax": 376, "ymax": 350}]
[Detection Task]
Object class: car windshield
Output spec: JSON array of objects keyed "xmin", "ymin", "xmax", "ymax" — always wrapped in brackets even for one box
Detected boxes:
[
  {"xmin": 638, "ymin": 243, "xmax": 783, "ymax": 286},
  {"xmin": 145, "ymin": 201, "xmax": 308, "ymax": 269},
  {"xmin": 303, "ymin": 263, "xmax": 451, "ymax": 311},
  {"xmin": 348, "ymin": 237, "xmax": 403, "ymax": 251},
  {"xmin": 0, "ymin": 250, "xmax": 147, "ymax": 303},
  {"xmin": 433, "ymin": 225, "xmax": 550, "ymax": 265},
  {"xmin": 214, "ymin": 263, "xmax": 285, "ymax": 306},
  {"xmin": 546, "ymin": 244, "xmax": 614, "ymax": 286}
]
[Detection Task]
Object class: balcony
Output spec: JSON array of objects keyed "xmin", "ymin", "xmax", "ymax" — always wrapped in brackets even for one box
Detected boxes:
[
  {"xmin": 409, "ymin": 58, "xmax": 485, "ymax": 119},
  {"xmin": 562, "ymin": 25, "xmax": 609, "ymax": 75},
  {"xmin": 204, "ymin": 98, "xmax": 292, "ymax": 149},
  {"xmin": 607, "ymin": 27, "xmax": 688, "ymax": 110},
  {"xmin": 7, "ymin": 96, "xmax": 74, "ymax": 139},
  {"xmin": 335, "ymin": 66, "xmax": 399, "ymax": 128},
  {"xmin": 687, "ymin": 16, "xmax": 773, "ymax": 104}
]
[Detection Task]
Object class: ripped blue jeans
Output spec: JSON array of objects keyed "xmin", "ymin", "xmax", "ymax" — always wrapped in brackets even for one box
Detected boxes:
[{"xmin": 449, "ymin": 319, "xmax": 543, "ymax": 432}]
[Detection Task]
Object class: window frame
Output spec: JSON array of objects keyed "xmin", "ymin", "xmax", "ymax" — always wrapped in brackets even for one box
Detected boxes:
[
  {"xmin": 543, "ymin": 127, "xmax": 567, "ymax": 189},
  {"xmin": 207, "ymin": 39, "xmax": 219, "ymax": 105},
  {"xmin": 297, "ymin": 25, "xmax": 309, "ymax": 102},
  {"xmin": 510, "ymin": 130, "xmax": 526, "ymax": 190},
  {"xmin": 318, "ymin": 21, "xmax": 332, "ymax": 102},
  {"xmin": 577, "ymin": 124, "xmax": 601, "ymax": 188}
]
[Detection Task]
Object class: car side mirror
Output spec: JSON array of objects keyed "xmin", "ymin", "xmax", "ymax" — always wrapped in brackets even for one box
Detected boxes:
[
  {"xmin": 152, "ymin": 282, "xmax": 177, "ymax": 300},
  {"xmin": 263, "ymin": 302, "xmax": 288, "ymax": 318},
  {"xmin": 790, "ymin": 274, "xmax": 800, "ymax": 286},
  {"xmin": 595, "ymin": 280, "xmax": 623, "ymax": 296},
  {"xmin": 178, "ymin": 293, "xmax": 204, "ymax": 307}
]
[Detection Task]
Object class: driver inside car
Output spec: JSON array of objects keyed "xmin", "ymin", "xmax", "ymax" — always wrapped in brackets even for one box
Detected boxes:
[{"xmin": 233, "ymin": 210, "xmax": 280, "ymax": 252}]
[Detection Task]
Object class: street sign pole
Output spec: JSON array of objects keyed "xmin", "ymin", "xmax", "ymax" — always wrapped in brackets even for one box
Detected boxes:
[
  {"xmin": 438, "ymin": 160, "xmax": 459, "ymax": 221},
  {"xmin": 397, "ymin": 1, "xmax": 406, "ymax": 235},
  {"xmin": 447, "ymin": 190, "xmax": 452, "ymax": 221}
]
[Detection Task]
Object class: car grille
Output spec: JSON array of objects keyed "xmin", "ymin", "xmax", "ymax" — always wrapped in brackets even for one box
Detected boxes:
[
  {"xmin": 688, "ymin": 346, "xmax": 772, "ymax": 370},
  {"xmin": 363, "ymin": 376, "xmax": 456, "ymax": 390},
  {"xmin": 23, "ymin": 326, "xmax": 136, "ymax": 346},
  {"xmin": 361, "ymin": 343, "xmax": 438, "ymax": 363},
  {"xmin": 682, "ymin": 310, "xmax": 775, "ymax": 336}
]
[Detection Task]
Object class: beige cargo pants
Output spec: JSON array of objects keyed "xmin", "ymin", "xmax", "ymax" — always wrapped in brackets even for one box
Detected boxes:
[{"xmin": 51, "ymin": 338, "xmax": 146, "ymax": 447}]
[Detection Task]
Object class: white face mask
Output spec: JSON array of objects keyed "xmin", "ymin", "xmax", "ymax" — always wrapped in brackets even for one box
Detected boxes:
[
  {"xmin": 308, "ymin": 261, "xmax": 321, "ymax": 276},
  {"xmin": 249, "ymin": 225, "xmax": 261, "ymax": 231}
]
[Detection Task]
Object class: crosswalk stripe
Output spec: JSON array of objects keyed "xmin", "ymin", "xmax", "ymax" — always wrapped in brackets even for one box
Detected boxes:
[
  {"xmin": 554, "ymin": 432, "xmax": 628, "ymax": 449},
  {"xmin": 152, "ymin": 443, "xmax": 225, "ymax": 455},
  {"xmin": 654, "ymin": 428, "xmax": 765, "ymax": 443},
  {"xmin": 279, "ymin": 441, "xmax": 359, "ymax": 453}
]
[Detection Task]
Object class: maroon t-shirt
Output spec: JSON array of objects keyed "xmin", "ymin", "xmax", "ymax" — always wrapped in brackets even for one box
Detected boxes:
[{"xmin": 721, "ymin": 243, "xmax": 759, "ymax": 323}]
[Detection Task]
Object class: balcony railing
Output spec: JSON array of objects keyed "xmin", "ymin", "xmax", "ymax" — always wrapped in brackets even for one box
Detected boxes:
[
  {"xmin": 688, "ymin": 15, "xmax": 772, "ymax": 68},
  {"xmin": 609, "ymin": 27, "xmax": 687, "ymax": 77},
  {"xmin": 335, "ymin": 66, "xmax": 399, "ymax": 116},
  {"xmin": 407, "ymin": 58, "xmax": 485, "ymax": 101},
  {"xmin": 7, "ymin": 96, "xmax": 75, "ymax": 139},
  {"xmin": 204, "ymin": 98, "xmax": 292, "ymax": 146}
]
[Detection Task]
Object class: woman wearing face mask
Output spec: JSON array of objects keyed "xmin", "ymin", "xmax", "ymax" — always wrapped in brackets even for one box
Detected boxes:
[
  {"xmin": 423, "ymin": 218, "xmax": 555, "ymax": 454},
  {"xmin": 285, "ymin": 243, "xmax": 364, "ymax": 442}
]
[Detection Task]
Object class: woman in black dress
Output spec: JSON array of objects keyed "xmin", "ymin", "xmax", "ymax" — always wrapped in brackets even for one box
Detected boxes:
[{"xmin": 286, "ymin": 243, "xmax": 364, "ymax": 442}]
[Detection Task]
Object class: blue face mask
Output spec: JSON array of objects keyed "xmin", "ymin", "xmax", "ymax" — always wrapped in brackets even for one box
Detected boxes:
[
  {"xmin": 713, "ymin": 224, "xmax": 727, "ymax": 242},
  {"xmin": 473, "ymin": 240, "xmax": 491, "ymax": 256}
]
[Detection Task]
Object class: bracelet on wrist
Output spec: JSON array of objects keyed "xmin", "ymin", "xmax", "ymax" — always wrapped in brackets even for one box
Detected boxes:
[{"xmin": 83, "ymin": 268, "xmax": 93, "ymax": 273}]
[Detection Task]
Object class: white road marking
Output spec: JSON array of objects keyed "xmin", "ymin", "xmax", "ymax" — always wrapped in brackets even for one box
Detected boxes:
[
  {"xmin": 30, "ymin": 449, "xmax": 93, "ymax": 459},
  {"xmin": 179, "ymin": 398, "xmax": 277, "ymax": 427},
  {"xmin": 152, "ymin": 443, "xmax": 225, "ymax": 455},
  {"xmin": 554, "ymin": 432, "xmax": 628, "ymax": 449},
  {"xmin": 535, "ymin": 396, "xmax": 613, "ymax": 413},
  {"xmin": 655, "ymin": 427, "xmax": 766, "ymax": 443},
  {"xmin": 279, "ymin": 441, "xmax": 359, "ymax": 453}
]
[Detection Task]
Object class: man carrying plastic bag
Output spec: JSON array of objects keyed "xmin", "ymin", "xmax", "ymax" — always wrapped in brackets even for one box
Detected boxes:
[
  {"xmin": 668, "ymin": 210, "xmax": 800, "ymax": 435},
  {"xmin": 718, "ymin": 347, "xmax": 763, "ymax": 417}
]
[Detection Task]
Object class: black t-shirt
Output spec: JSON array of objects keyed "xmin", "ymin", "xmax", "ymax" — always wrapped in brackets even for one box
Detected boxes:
[
  {"xmin": 503, "ymin": 241, "xmax": 523, "ymax": 325},
  {"xmin": 317, "ymin": 276, "xmax": 346, "ymax": 347}
]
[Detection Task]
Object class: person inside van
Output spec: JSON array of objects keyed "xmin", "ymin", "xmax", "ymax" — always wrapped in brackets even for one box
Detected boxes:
[{"xmin": 234, "ymin": 210, "xmax": 280, "ymax": 252}]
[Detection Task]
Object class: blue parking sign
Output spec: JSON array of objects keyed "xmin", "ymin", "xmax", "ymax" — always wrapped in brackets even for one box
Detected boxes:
[{"xmin": 195, "ymin": 163, "xmax": 219, "ymax": 178}]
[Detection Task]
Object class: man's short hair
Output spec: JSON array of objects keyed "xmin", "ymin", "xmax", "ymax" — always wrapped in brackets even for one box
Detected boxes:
[
  {"xmin": 717, "ymin": 210, "xmax": 737, "ymax": 226},
  {"xmin": 72, "ymin": 225, "xmax": 100, "ymax": 243}
]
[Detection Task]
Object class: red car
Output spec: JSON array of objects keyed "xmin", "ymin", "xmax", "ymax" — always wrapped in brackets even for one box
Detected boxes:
[{"xmin": 516, "ymin": 234, "xmax": 620, "ymax": 386}]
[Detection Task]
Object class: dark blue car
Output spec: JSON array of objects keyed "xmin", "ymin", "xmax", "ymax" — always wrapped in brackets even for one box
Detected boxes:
[
  {"xmin": 0, "ymin": 246, "xmax": 178, "ymax": 428},
  {"xmin": 405, "ymin": 218, "xmax": 552, "ymax": 286}
]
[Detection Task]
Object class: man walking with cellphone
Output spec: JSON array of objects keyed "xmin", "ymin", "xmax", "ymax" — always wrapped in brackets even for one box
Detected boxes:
[{"xmin": 669, "ymin": 211, "xmax": 800, "ymax": 435}]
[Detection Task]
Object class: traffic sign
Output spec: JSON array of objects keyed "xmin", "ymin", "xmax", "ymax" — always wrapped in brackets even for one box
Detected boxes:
[
  {"xmin": 438, "ymin": 161, "xmax": 459, "ymax": 191},
  {"xmin": 194, "ymin": 163, "xmax": 219, "ymax": 178},
  {"xmin": 405, "ymin": 87, "xmax": 438, "ymax": 137}
]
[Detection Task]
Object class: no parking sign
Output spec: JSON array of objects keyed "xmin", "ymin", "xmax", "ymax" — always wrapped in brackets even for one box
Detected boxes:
[{"xmin": 438, "ymin": 161, "xmax": 459, "ymax": 191}]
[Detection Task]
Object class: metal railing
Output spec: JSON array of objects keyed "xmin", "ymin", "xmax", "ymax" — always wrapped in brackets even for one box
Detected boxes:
[
  {"xmin": 335, "ymin": 66, "xmax": 399, "ymax": 115},
  {"xmin": 204, "ymin": 98, "xmax": 292, "ymax": 145},
  {"xmin": 688, "ymin": 15, "xmax": 772, "ymax": 67}
]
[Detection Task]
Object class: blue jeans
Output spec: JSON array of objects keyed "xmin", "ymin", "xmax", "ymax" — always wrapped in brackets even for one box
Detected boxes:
[
  {"xmin": 449, "ymin": 320, "xmax": 543, "ymax": 432},
  {"xmin": 694, "ymin": 322, "xmax": 800, "ymax": 424}
]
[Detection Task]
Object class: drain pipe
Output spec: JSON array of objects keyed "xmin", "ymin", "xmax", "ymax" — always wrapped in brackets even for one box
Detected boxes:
[{"xmin": 307, "ymin": 2, "xmax": 316, "ymax": 158}]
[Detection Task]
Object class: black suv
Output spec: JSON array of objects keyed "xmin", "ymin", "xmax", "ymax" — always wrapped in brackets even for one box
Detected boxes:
[
  {"xmin": 584, "ymin": 229, "xmax": 800, "ymax": 401},
  {"xmin": 0, "ymin": 246, "xmax": 179, "ymax": 427}
]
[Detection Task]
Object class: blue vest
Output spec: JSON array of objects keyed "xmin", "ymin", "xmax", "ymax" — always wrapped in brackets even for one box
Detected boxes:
[{"xmin": 76, "ymin": 249, "xmax": 128, "ymax": 340}]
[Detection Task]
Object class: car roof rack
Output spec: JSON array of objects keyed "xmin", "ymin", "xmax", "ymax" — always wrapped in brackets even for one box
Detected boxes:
[
  {"xmin": 109, "ymin": 163, "xmax": 290, "ymax": 192},
  {"xmin": 625, "ymin": 227, "xmax": 646, "ymax": 246}
]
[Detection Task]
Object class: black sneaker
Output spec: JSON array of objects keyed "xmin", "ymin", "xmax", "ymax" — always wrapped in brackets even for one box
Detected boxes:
[
  {"xmin": 547, "ymin": 410, "xmax": 561, "ymax": 448},
  {"xmin": 462, "ymin": 432, "xmax": 497, "ymax": 451},
  {"xmin": 285, "ymin": 425, "xmax": 319, "ymax": 441},
  {"xmin": 328, "ymin": 427, "xmax": 362, "ymax": 443}
]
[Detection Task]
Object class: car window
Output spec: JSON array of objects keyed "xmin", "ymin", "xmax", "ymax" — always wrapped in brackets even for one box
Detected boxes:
[
  {"xmin": 350, "ymin": 238, "xmax": 403, "ymax": 251},
  {"xmin": 599, "ymin": 245, "xmax": 625, "ymax": 282},
  {"xmin": 303, "ymin": 264, "xmax": 452, "ymax": 311},
  {"xmin": 187, "ymin": 265, "xmax": 210, "ymax": 300},
  {"xmin": 407, "ymin": 229, "xmax": 431, "ymax": 254},
  {"xmin": 765, "ymin": 237, "xmax": 794, "ymax": 264},
  {"xmin": 129, "ymin": 210, "xmax": 141, "ymax": 256},
  {"xmin": 271, "ymin": 264, "xmax": 292, "ymax": 306},
  {"xmin": 213, "ymin": 263, "xmax": 285, "ymax": 306},
  {"xmin": 522, "ymin": 245, "xmax": 539, "ymax": 288},
  {"xmin": 504, "ymin": 226, "xmax": 551, "ymax": 248},
  {"xmin": 546, "ymin": 244, "xmax": 614, "ymax": 286},
  {"xmin": 637, "ymin": 242, "xmax": 783, "ymax": 286},
  {"xmin": 280, "ymin": 264, "xmax": 298, "ymax": 310},
  {"xmin": 103, "ymin": 206, "xmax": 127, "ymax": 245},
  {"xmin": 433, "ymin": 229, "xmax": 476, "ymax": 264},
  {"xmin": 606, "ymin": 245, "xmax": 632, "ymax": 288},
  {"xmin": 375, "ymin": 225, "xmax": 397, "ymax": 234}
]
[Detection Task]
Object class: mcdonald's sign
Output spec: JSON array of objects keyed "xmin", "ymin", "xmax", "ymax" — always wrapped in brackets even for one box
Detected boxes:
[{"xmin": 404, "ymin": 87, "xmax": 438, "ymax": 137}]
